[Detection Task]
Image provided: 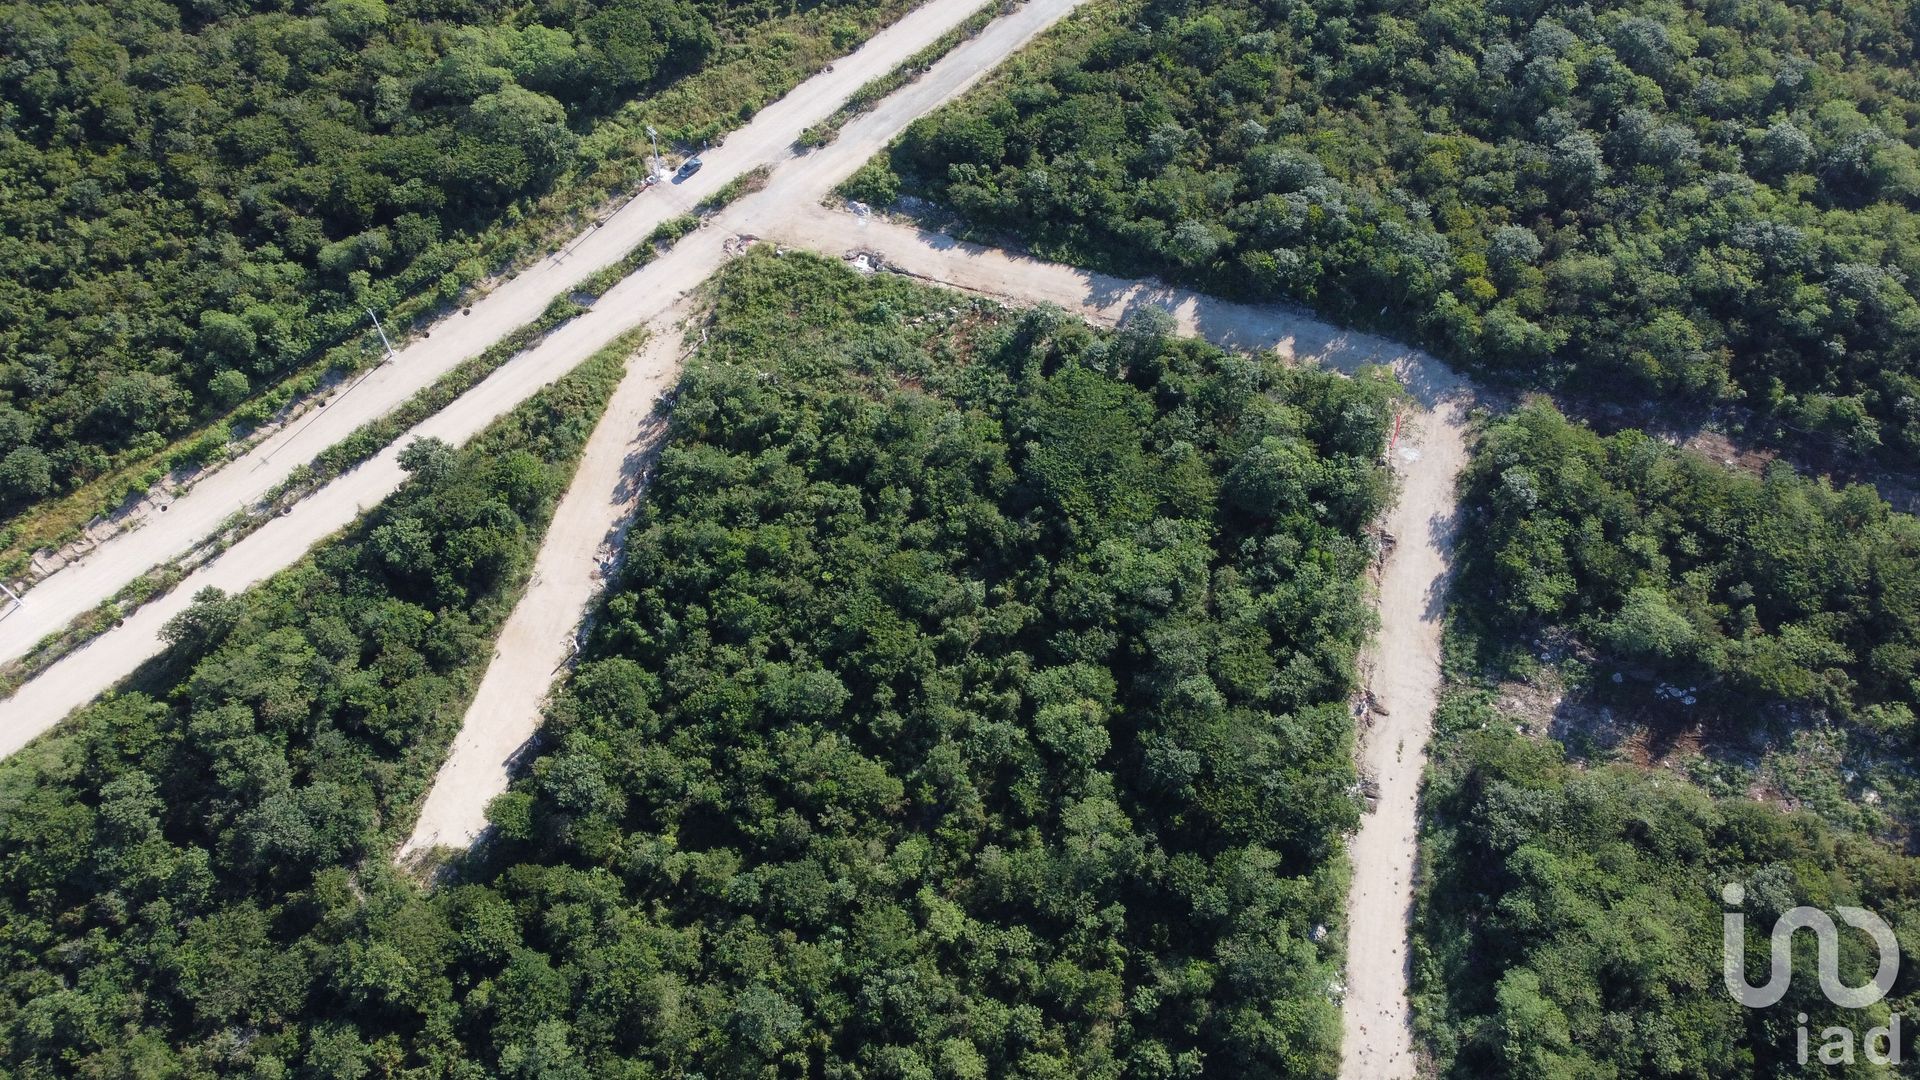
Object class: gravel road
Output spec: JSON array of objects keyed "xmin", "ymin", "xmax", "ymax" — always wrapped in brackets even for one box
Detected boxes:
[
  {"xmin": 763, "ymin": 213, "xmax": 1475, "ymax": 1078},
  {"xmin": 0, "ymin": 0, "xmax": 1093, "ymax": 753},
  {"xmin": 1340, "ymin": 399, "xmax": 1468, "ymax": 1079},
  {"xmin": 0, "ymin": 0, "xmax": 999, "ymax": 672}
]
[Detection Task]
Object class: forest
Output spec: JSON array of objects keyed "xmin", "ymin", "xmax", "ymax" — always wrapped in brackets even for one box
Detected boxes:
[
  {"xmin": 0, "ymin": 0, "xmax": 877, "ymax": 521},
  {"xmin": 0, "ymin": 342, "xmax": 622, "ymax": 1075},
  {"xmin": 848, "ymin": 0, "xmax": 1920, "ymax": 460},
  {"xmin": 17, "ymin": 0, "xmax": 1920, "ymax": 1071},
  {"xmin": 1413, "ymin": 698, "xmax": 1920, "ymax": 1079},
  {"xmin": 1415, "ymin": 404, "xmax": 1920, "ymax": 1075},
  {"xmin": 449, "ymin": 251, "xmax": 1397, "ymax": 1076},
  {"xmin": 1458, "ymin": 402, "xmax": 1920, "ymax": 734},
  {"xmin": 0, "ymin": 253, "xmax": 1397, "ymax": 1076}
]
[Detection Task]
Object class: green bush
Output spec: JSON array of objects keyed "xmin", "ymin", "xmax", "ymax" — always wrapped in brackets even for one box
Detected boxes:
[
  {"xmin": 878, "ymin": 0, "xmax": 1920, "ymax": 461},
  {"xmin": 1458, "ymin": 402, "xmax": 1920, "ymax": 724}
]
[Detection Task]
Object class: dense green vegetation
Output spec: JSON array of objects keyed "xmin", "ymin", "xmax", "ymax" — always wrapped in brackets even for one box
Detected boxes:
[
  {"xmin": 1413, "ymin": 703, "xmax": 1920, "ymax": 1079},
  {"xmin": 1459, "ymin": 402, "xmax": 1920, "ymax": 735},
  {"xmin": 0, "ymin": 253, "xmax": 1395, "ymax": 1075},
  {"xmin": 0, "ymin": 345, "xmax": 622, "ymax": 1075},
  {"xmin": 0, "ymin": 0, "xmax": 877, "ymax": 520},
  {"xmin": 834, "ymin": 0, "xmax": 1920, "ymax": 1064},
  {"xmin": 450, "ymin": 251, "xmax": 1396, "ymax": 1076},
  {"xmin": 1417, "ymin": 404, "xmax": 1920, "ymax": 1076},
  {"xmin": 851, "ymin": 0, "xmax": 1920, "ymax": 458}
]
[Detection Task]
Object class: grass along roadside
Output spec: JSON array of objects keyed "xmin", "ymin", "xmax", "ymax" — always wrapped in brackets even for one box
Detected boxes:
[
  {"xmin": 0, "ymin": 287, "xmax": 663, "ymax": 699},
  {"xmin": 0, "ymin": 143, "xmax": 782, "ymax": 697},
  {"xmin": 794, "ymin": 0, "xmax": 1002, "ymax": 151},
  {"xmin": 0, "ymin": 346, "xmax": 632, "ymax": 1075},
  {"xmin": 694, "ymin": 165, "xmax": 774, "ymax": 217},
  {"xmin": 0, "ymin": 0, "xmax": 918, "ymax": 583}
]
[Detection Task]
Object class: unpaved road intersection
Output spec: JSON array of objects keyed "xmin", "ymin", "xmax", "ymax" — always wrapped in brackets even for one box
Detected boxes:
[{"xmin": 5, "ymin": 4, "xmax": 1469, "ymax": 1075}]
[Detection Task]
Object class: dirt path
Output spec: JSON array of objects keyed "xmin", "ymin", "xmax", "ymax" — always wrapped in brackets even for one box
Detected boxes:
[
  {"xmin": 769, "ymin": 216, "xmax": 1455, "ymax": 385},
  {"xmin": 0, "ymin": 0, "xmax": 998, "ymax": 672},
  {"xmin": 0, "ymin": 0, "xmax": 1091, "ymax": 753},
  {"xmin": 763, "ymin": 214, "xmax": 1473, "ymax": 1077},
  {"xmin": 397, "ymin": 312, "xmax": 689, "ymax": 863},
  {"xmin": 386, "ymin": 0, "xmax": 1101, "ymax": 861},
  {"xmin": 1341, "ymin": 399, "xmax": 1468, "ymax": 1079}
]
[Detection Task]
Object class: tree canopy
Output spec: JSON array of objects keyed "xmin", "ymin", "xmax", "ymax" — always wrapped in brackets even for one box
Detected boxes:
[
  {"xmin": 0, "ymin": 0, "xmax": 841, "ymax": 520},
  {"xmin": 1423, "ymin": 403, "xmax": 1920, "ymax": 1076},
  {"xmin": 851, "ymin": 0, "xmax": 1920, "ymax": 461},
  {"xmin": 0, "ymin": 254, "xmax": 1398, "ymax": 1076}
]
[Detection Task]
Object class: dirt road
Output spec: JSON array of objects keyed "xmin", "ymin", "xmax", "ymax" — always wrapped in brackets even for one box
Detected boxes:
[
  {"xmin": 390, "ymin": 0, "xmax": 1101, "ymax": 860},
  {"xmin": 0, "ymin": 0, "xmax": 998, "ymax": 671},
  {"xmin": 0, "ymin": 0, "xmax": 1093, "ymax": 750},
  {"xmin": 397, "ymin": 315, "xmax": 688, "ymax": 862},
  {"xmin": 769, "ymin": 215, "xmax": 1450, "ymax": 382},
  {"xmin": 763, "ymin": 213, "xmax": 1473, "ymax": 1078},
  {"xmin": 1340, "ymin": 399, "xmax": 1469, "ymax": 1079}
]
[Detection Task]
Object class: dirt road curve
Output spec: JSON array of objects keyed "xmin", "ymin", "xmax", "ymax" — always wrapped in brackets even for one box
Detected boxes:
[
  {"xmin": 0, "ymin": 0, "xmax": 997, "ymax": 672},
  {"xmin": 393, "ymin": 201, "xmax": 1469, "ymax": 1063},
  {"xmin": 397, "ymin": 315, "xmax": 689, "ymax": 862},
  {"xmin": 6, "ymin": 0, "xmax": 1465, "ymax": 1065},
  {"xmin": 0, "ymin": 0, "xmax": 1094, "ymax": 750},
  {"xmin": 770, "ymin": 215, "xmax": 1453, "ymax": 383},
  {"xmin": 764, "ymin": 214, "xmax": 1473, "ymax": 1078}
]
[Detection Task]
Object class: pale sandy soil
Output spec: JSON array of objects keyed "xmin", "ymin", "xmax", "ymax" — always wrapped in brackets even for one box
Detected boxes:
[
  {"xmin": 1340, "ymin": 399, "xmax": 1469, "ymax": 1079},
  {"xmin": 0, "ymin": 0, "xmax": 1005, "ymax": 673},
  {"xmin": 760, "ymin": 215, "xmax": 1473, "ymax": 1078},
  {"xmin": 0, "ymin": 0, "xmax": 1092, "ymax": 735},
  {"xmin": 397, "ymin": 312, "xmax": 689, "ymax": 863}
]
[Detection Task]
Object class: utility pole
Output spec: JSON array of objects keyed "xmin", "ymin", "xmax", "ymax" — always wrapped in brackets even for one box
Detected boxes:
[
  {"xmin": 366, "ymin": 307, "xmax": 397, "ymax": 363},
  {"xmin": 645, "ymin": 125, "xmax": 661, "ymax": 178},
  {"xmin": 0, "ymin": 579, "xmax": 21, "ymax": 616}
]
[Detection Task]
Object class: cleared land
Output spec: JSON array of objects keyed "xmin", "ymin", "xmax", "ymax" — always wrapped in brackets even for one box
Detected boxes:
[
  {"xmin": 398, "ymin": 311, "xmax": 691, "ymax": 861},
  {"xmin": 0, "ymin": 0, "xmax": 1092, "ymax": 751},
  {"xmin": 1340, "ymin": 400, "xmax": 1467, "ymax": 1080},
  {"xmin": 0, "ymin": 0, "xmax": 1000, "ymax": 671}
]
